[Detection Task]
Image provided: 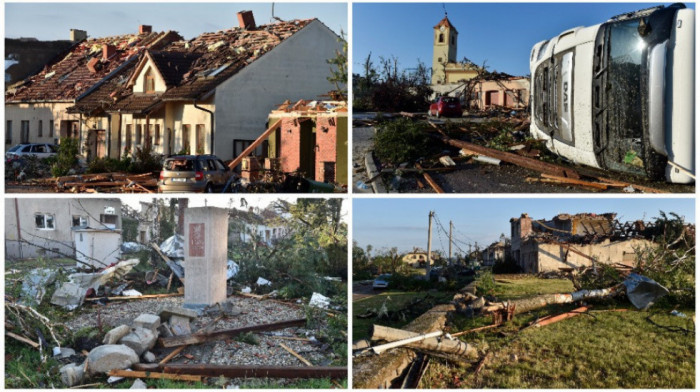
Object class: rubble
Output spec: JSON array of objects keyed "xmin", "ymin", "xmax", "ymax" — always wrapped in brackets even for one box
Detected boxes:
[
  {"xmin": 309, "ymin": 292, "xmax": 331, "ymax": 309},
  {"xmin": 86, "ymin": 344, "xmax": 140, "ymax": 375},
  {"xmin": 132, "ymin": 314, "xmax": 160, "ymax": 332},
  {"xmin": 18, "ymin": 268, "xmax": 57, "ymax": 306},
  {"xmin": 129, "ymin": 379, "xmax": 148, "ymax": 389},
  {"xmin": 60, "ymin": 362, "xmax": 86, "ymax": 387},
  {"xmin": 103, "ymin": 325, "xmax": 131, "ymax": 345},
  {"xmin": 119, "ymin": 327, "xmax": 157, "ymax": 356}
]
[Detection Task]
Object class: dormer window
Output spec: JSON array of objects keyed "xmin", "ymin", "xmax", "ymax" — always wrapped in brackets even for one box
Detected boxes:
[{"xmin": 144, "ymin": 68, "xmax": 155, "ymax": 93}]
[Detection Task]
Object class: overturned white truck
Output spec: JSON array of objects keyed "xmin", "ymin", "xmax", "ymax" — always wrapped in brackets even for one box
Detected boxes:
[{"xmin": 530, "ymin": 3, "xmax": 694, "ymax": 183}]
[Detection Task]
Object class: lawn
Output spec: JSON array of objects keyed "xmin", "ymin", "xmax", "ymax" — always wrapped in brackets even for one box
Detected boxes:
[{"xmin": 421, "ymin": 274, "xmax": 695, "ymax": 388}]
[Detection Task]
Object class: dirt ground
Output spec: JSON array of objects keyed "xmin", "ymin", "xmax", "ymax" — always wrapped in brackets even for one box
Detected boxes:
[
  {"xmin": 352, "ymin": 114, "xmax": 695, "ymax": 194},
  {"xmin": 65, "ymin": 295, "xmax": 338, "ymax": 370}
]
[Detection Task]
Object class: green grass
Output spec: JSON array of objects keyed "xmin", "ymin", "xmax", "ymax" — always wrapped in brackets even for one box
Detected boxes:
[
  {"xmin": 353, "ymin": 291, "xmax": 453, "ymax": 341},
  {"xmin": 5, "ymin": 343, "xmax": 63, "ymax": 388},
  {"xmin": 421, "ymin": 275, "xmax": 695, "ymax": 389},
  {"xmin": 238, "ymin": 378, "xmax": 347, "ymax": 389}
]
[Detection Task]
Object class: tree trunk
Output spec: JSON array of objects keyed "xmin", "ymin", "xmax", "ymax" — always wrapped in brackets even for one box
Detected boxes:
[
  {"xmin": 482, "ymin": 287, "xmax": 620, "ymax": 315},
  {"xmin": 371, "ymin": 325, "xmax": 476, "ymax": 357}
]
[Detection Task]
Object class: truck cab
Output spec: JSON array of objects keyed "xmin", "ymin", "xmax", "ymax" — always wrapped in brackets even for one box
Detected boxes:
[{"xmin": 529, "ymin": 4, "xmax": 694, "ymax": 183}]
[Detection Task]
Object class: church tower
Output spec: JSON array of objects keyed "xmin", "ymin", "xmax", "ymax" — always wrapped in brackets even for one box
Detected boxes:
[{"xmin": 431, "ymin": 14, "xmax": 458, "ymax": 85}]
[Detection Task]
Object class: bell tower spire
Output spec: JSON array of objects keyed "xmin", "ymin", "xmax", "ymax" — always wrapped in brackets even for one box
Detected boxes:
[{"xmin": 431, "ymin": 14, "xmax": 458, "ymax": 85}]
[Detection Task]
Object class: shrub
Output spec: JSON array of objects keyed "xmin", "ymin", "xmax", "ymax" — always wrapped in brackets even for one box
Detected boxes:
[
  {"xmin": 374, "ymin": 118, "xmax": 435, "ymax": 164},
  {"xmin": 51, "ymin": 137, "xmax": 80, "ymax": 177}
]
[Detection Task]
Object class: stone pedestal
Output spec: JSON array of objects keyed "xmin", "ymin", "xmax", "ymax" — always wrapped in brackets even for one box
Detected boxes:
[{"xmin": 183, "ymin": 207, "xmax": 228, "ymax": 309}]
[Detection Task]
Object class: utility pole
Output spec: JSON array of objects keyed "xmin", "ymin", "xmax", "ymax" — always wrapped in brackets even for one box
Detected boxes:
[
  {"xmin": 448, "ymin": 220, "xmax": 453, "ymax": 266},
  {"xmin": 426, "ymin": 211, "xmax": 434, "ymax": 278}
]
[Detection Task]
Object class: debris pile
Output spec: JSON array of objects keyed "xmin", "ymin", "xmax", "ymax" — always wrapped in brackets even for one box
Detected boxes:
[{"xmin": 24, "ymin": 172, "xmax": 158, "ymax": 193}]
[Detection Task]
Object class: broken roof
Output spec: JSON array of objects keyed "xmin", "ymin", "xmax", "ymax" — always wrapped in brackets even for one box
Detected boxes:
[
  {"xmin": 269, "ymin": 99, "xmax": 348, "ymax": 117},
  {"xmin": 105, "ymin": 18, "xmax": 316, "ymax": 114},
  {"xmin": 6, "ymin": 31, "xmax": 182, "ymax": 103},
  {"xmin": 434, "ymin": 16, "xmax": 458, "ymax": 34}
]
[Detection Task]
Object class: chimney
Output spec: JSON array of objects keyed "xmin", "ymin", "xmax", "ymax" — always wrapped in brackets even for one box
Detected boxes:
[
  {"xmin": 102, "ymin": 44, "xmax": 116, "ymax": 60},
  {"xmin": 70, "ymin": 29, "xmax": 87, "ymax": 42},
  {"xmin": 87, "ymin": 57, "xmax": 99, "ymax": 74},
  {"xmin": 237, "ymin": 10, "xmax": 256, "ymax": 30},
  {"xmin": 139, "ymin": 25, "xmax": 152, "ymax": 34}
]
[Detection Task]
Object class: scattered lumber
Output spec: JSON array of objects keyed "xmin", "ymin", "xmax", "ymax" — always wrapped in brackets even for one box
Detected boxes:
[
  {"xmin": 133, "ymin": 364, "xmax": 347, "ymax": 379},
  {"xmin": 530, "ymin": 306, "xmax": 591, "ymax": 328},
  {"xmin": 280, "ymin": 343, "xmax": 313, "ymax": 366},
  {"xmin": 6, "ymin": 331, "xmax": 39, "ymax": 348},
  {"xmin": 434, "ymin": 133, "xmax": 580, "ymax": 179},
  {"xmin": 451, "ymin": 323, "xmax": 499, "ymax": 337},
  {"xmin": 228, "ymin": 119, "xmax": 282, "ymax": 170},
  {"xmin": 151, "ymin": 243, "xmax": 185, "ymax": 280},
  {"xmin": 83, "ymin": 293, "xmax": 182, "ymax": 302},
  {"xmin": 160, "ymin": 315, "xmax": 224, "ymax": 365},
  {"xmin": 159, "ymin": 318, "xmax": 307, "ymax": 347},
  {"xmin": 415, "ymin": 163, "xmax": 444, "ymax": 193},
  {"xmin": 527, "ymin": 174, "xmax": 609, "ymax": 190},
  {"xmin": 107, "ymin": 369, "xmax": 202, "ymax": 382},
  {"xmin": 371, "ymin": 325, "xmax": 476, "ymax": 357}
]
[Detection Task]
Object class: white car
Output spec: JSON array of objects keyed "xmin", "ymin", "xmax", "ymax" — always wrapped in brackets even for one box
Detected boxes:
[{"xmin": 6, "ymin": 143, "xmax": 58, "ymax": 162}]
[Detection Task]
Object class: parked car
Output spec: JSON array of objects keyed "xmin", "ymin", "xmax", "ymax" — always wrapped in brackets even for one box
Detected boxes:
[
  {"xmin": 158, "ymin": 155, "xmax": 236, "ymax": 193},
  {"xmin": 373, "ymin": 274, "xmax": 392, "ymax": 290},
  {"xmin": 429, "ymin": 96, "xmax": 462, "ymax": 117},
  {"xmin": 5, "ymin": 143, "xmax": 58, "ymax": 162}
]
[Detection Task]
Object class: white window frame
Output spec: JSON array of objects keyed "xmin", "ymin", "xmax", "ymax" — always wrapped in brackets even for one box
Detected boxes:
[{"xmin": 35, "ymin": 213, "xmax": 56, "ymax": 230}]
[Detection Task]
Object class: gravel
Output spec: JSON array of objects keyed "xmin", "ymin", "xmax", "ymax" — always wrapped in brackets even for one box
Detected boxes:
[{"xmin": 64, "ymin": 295, "xmax": 340, "ymax": 373}]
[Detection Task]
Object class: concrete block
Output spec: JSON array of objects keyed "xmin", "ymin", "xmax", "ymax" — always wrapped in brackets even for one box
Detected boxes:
[
  {"xmin": 133, "ymin": 314, "xmax": 160, "ymax": 332},
  {"xmin": 159, "ymin": 306, "xmax": 198, "ymax": 321},
  {"xmin": 184, "ymin": 207, "xmax": 228, "ymax": 308},
  {"xmin": 119, "ymin": 327, "xmax": 156, "ymax": 356},
  {"xmin": 157, "ymin": 323, "xmax": 174, "ymax": 338},
  {"xmin": 103, "ymin": 325, "xmax": 131, "ymax": 345},
  {"xmin": 169, "ymin": 315, "xmax": 192, "ymax": 336},
  {"xmin": 60, "ymin": 362, "xmax": 85, "ymax": 387},
  {"xmin": 142, "ymin": 351, "xmax": 156, "ymax": 363},
  {"xmin": 86, "ymin": 344, "xmax": 139, "ymax": 375},
  {"xmin": 130, "ymin": 379, "xmax": 148, "ymax": 389}
]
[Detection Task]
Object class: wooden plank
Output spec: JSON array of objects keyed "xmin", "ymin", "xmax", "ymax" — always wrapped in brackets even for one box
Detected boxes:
[
  {"xmin": 133, "ymin": 364, "xmax": 347, "ymax": 379},
  {"xmin": 540, "ymin": 174, "xmax": 608, "ymax": 190},
  {"xmin": 107, "ymin": 369, "xmax": 201, "ymax": 382},
  {"xmin": 280, "ymin": 343, "xmax": 313, "ymax": 366},
  {"xmin": 6, "ymin": 331, "xmax": 39, "ymax": 348},
  {"xmin": 159, "ymin": 318, "xmax": 307, "ymax": 348},
  {"xmin": 160, "ymin": 315, "xmax": 225, "ymax": 365},
  {"xmin": 415, "ymin": 163, "xmax": 444, "ymax": 193},
  {"xmin": 228, "ymin": 119, "xmax": 282, "ymax": 169},
  {"xmin": 84, "ymin": 293, "xmax": 182, "ymax": 302},
  {"xmin": 531, "ymin": 306, "xmax": 590, "ymax": 328}
]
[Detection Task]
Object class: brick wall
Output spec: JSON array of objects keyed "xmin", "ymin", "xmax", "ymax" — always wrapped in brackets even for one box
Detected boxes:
[
  {"xmin": 279, "ymin": 117, "xmax": 301, "ymax": 174},
  {"xmin": 315, "ymin": 116, "xmax": 337, "ymax": 182}
]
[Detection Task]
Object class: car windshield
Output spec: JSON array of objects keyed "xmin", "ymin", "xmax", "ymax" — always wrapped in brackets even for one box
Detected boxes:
[
  {"xmin": 8, "ymin": 145, "xmax": 22, "ymax": 153},
  {"xmin": 165, "ymin": 159, "xmax": 195, "ymax": 171}
]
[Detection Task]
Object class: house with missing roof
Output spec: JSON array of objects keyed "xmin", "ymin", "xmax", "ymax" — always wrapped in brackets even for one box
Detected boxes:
[
  {"xmin": 509, "ymin": 213, "xmax": 654, "ymax": 273},
  {"xmin": 72, "ymin": 11, "xmax": 343, "ymax": 161},
  {"xmin": 5, "ymin": 27, "xmax": 182, "ymax": 158},
  {"xmin": 6, "ymin": 11, "xmax": 344, "ymax": 163}
]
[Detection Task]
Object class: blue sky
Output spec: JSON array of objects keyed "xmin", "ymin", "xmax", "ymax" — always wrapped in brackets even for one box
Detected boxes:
[
  {"xmin": 353, "ymin": 198, "xmax": 695, "ymax": 255},
  {"xmin": 5, "ymin": 2, "xmax": 347, "ymax": 41},
  {"xmin": 353, "ymin": 3, "xmax": 693, "ymax": 76}
]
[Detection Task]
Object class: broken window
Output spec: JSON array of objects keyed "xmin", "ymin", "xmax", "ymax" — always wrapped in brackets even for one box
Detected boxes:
[
  {"xmin": 72, "ymin": 215, "xmax": 88, "ymax": 228},
  {"xmin": 125, "ymin": 124, "xmax": 132, "ymax": 151},
  {"xmin": 21, "ymin": 120, "xmax": 30, "ymax": 144},
  {"xmin": 196, "ymin": 124, "xmax": 205, "ymax": 154},
  {"xmin": 145, "ymin": 68, "xmax": 155, "ymax": 93},
  {"xmin": 6, "ymin": 120, "xmax": 12, "ymax": 144},
  {"xmin": 35, "ymin": 213, "xmax": 55, "ymax": 230},
  {"xmin": 154, "ymin": 124, "xmax": 161, "ymax": 146},
  {"xmin": 100, "ymin": 213, "xmax": 118, "ymax": 229},
  {"xmin": 182, "ymin": 124, "xmax": 191, "ymax": 152},
  {"xmin": 135, "ymin": 124, "xmax": 142, "ymax": 145}
]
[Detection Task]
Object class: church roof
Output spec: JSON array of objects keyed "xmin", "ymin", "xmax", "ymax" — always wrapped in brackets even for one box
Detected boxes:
[{"xmin": 434, "ymin": 16, "xmax": 458, "ymax": 34}]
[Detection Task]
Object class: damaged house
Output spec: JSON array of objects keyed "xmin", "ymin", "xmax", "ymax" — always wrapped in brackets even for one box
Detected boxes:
[
  {"xmin": 5, "ymin": 198, "xmax": 122, "ymax": 265},
  {"xmin": 429, "ymin": 15, "xmax": 530, "ymax": 110},
  {"xmin": 5, "ymin": 27, "xmax": 182, "ymax": 158},
  {"xmin": 510, "ymin": 213, "xmax": 654, "ymax": 273},
  {"xmin": 228, "ymin": 207, "xmax": 288, "ymax": 246},
  {"xmin": 72, "ymin": 11, "xmax": 344, "ymax": 162},
  {"xmin": 482, "ymin": 240, "xmax": 508, "ymax": 266}
]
